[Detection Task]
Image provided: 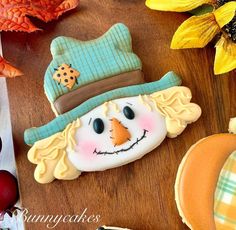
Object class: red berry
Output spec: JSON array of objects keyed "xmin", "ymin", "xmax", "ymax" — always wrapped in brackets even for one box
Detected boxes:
[{"xmin": 0, "ymin": 170, "xmax": 19, "ymax": 212}]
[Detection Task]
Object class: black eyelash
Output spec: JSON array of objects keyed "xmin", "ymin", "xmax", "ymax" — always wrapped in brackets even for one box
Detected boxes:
[{"xmin": 88, "ymin": 118, "xmax": 92, "ymax": 125}]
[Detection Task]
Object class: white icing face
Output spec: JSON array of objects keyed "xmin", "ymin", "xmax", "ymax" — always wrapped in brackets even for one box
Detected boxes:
[{"xmin": 67, "ymin": 96, "xmax": 167, "ymax": 172}]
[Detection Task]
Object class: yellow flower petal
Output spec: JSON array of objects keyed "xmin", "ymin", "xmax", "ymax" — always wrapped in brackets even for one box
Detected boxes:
[
  {"xmin": 171, "ymin": 13, "xmax": 220, "ymax": 49},
  {"xmin": 145, "ymin": 0, "xmax": 214, "ymax": 12},
  {"xmin": 214, "ymin": 1, "xmax": 236, "ymax": 28},
  {"xmin": 214, "ymin": 36, "xmax": 236, "ymax": 74}
]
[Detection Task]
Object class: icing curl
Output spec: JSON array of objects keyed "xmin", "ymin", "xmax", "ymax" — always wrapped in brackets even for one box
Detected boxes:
[
  {"xmin": 102, "ymin": 101, "xmax": 120, "ymax": 117},
  {"xmin": 146, "ymin": 86, "xmax": 201, "ymax": 138},
  {"xmin": 28, "ymin": 119, "xmax": 81, "ymax": 184}
]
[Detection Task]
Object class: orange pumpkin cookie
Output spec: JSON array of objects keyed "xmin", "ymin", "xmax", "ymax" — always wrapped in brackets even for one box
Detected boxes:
[{"xmin": 175, "ymin": 118, "xmax": 236, "ymax": 230}]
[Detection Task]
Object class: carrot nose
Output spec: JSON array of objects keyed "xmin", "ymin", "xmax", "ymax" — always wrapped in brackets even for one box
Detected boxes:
[{"xmin": 111, "ymin": 118, "xmax": 131, "ymax": 146}]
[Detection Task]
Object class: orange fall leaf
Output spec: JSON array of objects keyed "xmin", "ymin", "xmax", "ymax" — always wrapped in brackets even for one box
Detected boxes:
[
  {"xmin": 0, "ymin": 0, "xmax": 79, "ymax": 78},
  {"xmin": 0, "ymin": 57, "xmax": 23, "ymax": 78},
  {"xmin": 0, "ymin": 0, "xmax": 79, "ymax": 32}
]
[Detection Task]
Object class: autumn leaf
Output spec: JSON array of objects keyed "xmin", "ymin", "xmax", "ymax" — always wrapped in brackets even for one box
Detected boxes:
[
  {"xmin": 0, "ymin": 56, "xmax": 23, "ymax": 78},
  {"xmin": 0, "ymin": 0, "xmax": 79, "ymax": 32}
]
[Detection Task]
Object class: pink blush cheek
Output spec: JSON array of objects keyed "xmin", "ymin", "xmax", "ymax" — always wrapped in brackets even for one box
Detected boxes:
[
  {"xmin": 74, "ymin": 141, "xmax": 99, "ymax": 160},
  {"xmin": 137, "ymin": 114, "xmax": 156, "ymax": 132}
]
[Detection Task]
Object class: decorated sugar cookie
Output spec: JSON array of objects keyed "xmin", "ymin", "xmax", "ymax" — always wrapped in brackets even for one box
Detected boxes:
[
  {"xmin": 175, "ymin": 118, "xmax": 236, "ymax": 230},
  {"xmin": 24, "ymin": 23, "xmax": 201, "ymax": 184}
]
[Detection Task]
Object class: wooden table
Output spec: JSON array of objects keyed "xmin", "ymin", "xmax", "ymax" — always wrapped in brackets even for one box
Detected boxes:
[{"xmin": 3, "ymin": 0, "xmax": 236, "ymax": 229}]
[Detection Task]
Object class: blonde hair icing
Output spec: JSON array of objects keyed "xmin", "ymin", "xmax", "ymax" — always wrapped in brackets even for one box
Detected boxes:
[
  {"xmin": 28, "ymin": 119, "xmax": 81, "ymax": 184},
  {"xmin": 149, "ymin": 86, "xmax": 201, "ymax": 138}
]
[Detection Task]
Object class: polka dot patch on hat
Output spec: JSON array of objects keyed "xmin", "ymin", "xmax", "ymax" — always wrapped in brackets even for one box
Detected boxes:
[{"xmin": 53, "ymin": 63, "xmax": 80, "ymax": 89}]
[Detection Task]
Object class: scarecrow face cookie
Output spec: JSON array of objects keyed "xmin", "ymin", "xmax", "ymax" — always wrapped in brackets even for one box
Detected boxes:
[
  {"xmin": 68, "ymin": 96, "xmax": 167, "ymax": 171},
  {"xmin": 26, "ymin": 86, "xmax": 201, "ymax": 183},
  {"xmin": 24, "ymin": 23, "xmax": 201, "ymax": 183},
  {"xmin": 175, "ymin": 118, "xmax": 236, "ymax": 230}
]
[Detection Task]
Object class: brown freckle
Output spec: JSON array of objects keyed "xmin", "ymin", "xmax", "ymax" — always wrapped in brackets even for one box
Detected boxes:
[
  {"xmin": 64, "ymin": 79, "xmax": 68, "ymax": 83},
  {"xmin": 70, "ymin": 76, "xmax": 74, "ymax": 80},
  {"xmin": 61, "ymin": 67, "xmax": 65, "ymax": 70},
  {"xmin": 70, "ymin": 70, "xmax": 74, "ymax": 73},
  {"xmin": 57, "ymin": 74, "xmax": 60, "ymax": 77},
  {"xmin": 63, "ymin": 72, "xmax": 67, "ymax": 76}
]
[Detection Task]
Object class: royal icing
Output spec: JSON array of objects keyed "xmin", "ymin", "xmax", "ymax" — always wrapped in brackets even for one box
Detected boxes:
[
  {"xmin": 214, "ymin": 150, "xmax": 236, "ymax": 229},
  {"xmin": 53, "ymin": 63, "xmax": 80, "ymax": 89},
  {"xmin": 175, "ymin": 134, "xmax": 236, "ymax": 230},
  {"xmin": 27, "ymin": 87, "xmax": 201, "ymax": 183}
]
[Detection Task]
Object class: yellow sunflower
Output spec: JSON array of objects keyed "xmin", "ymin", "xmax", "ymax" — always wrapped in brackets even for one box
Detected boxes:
[{"xmin": 145, "ymin": 0, "xmax": 236, "ymax": 75}]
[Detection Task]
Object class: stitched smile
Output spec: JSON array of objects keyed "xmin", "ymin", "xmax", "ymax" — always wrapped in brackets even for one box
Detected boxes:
[{"xmin": 93, "ymin": 129, "xmax": 148, "ymax": 155}]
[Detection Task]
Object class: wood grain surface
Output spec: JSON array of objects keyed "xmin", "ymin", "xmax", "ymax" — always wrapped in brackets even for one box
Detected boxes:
[{"xmin": 2, "ymin": 0, "xmax": 236, "ymax": 229}]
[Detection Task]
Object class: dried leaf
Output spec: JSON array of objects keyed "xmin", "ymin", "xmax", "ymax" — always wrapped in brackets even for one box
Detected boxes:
[
  {"xmin": 0, "ymin": 56, "xmax": 23, "ymax": 78},
  {"xmin": 0, "ymin": 0, "xmax": 79, "ymax": 32}
]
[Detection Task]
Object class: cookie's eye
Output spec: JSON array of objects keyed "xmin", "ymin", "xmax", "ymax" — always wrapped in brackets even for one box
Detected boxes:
[
  {"xmin": 123, "ymin": 106, "xmax": 135, "ymax": 120},
  {"xmin": 93, "ymin": 118, "xmax": 104, "ymax": 134},
  {"xmin": 0, "ymin": 137, "xmax": 2, "ymax": 153}
]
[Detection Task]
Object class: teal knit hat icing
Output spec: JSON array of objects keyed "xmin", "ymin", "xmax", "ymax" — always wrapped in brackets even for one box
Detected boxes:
[
  {"xmin": 24, "ymin": 23, "xmax": 182, "ymax": 145},
  {"xmin": 44, "ymin": 23, "xmax": 142, "ymax": 104}
]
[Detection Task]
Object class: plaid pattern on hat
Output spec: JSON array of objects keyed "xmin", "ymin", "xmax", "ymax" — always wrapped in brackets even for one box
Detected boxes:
[
  {"xmin": 214, "ymin": 150, "xmax": 236, "ymax": 229},
  {"xmin": 24, "ymin": 23, "xmax": 183, "ymax": 146},
  {"xmin": 45, "ymin": 23, "xmax": 142, "ymax": 104}
]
